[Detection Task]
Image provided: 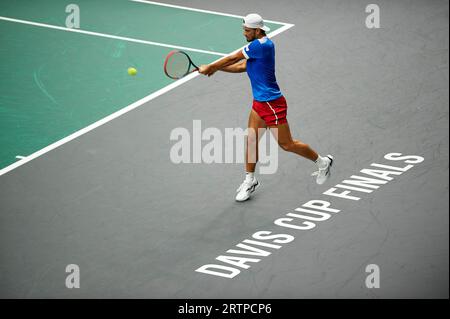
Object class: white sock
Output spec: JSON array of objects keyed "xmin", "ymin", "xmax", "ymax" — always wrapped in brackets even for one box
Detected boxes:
[
  {"xmin": 245, "ymin": 172, "xmax": 255, "ymax": 182},
  {"xmin": 315, "ymin": 155, "xmax": 328, "ymax": 169}
]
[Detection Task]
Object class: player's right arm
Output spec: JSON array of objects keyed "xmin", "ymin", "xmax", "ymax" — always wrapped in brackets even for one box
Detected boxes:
[
  {"xmin": 220, "ymin": 40, "xmax": 261, "ymax": 73},
  {"xmin": 221, "ymin": 60, "xmax": 247, "ymax": 73}
]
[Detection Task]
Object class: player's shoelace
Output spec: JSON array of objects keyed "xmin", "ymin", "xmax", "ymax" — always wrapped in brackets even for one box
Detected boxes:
[
  {"xmin": 311, "ymin": 157, "xmax": 332, "ymax": 177},
  {"xmin": 237, "ymin": 179, "xmax": 256, "ymax": 193},
  {"xmin": 311, "ymin": 168, "xmax": 327, "ymax": 177}
]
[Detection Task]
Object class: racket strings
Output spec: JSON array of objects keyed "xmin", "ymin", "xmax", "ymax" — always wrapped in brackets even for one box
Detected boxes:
[{"xmin": 166, "ymin": 52, "xmax": 191, "ymax": 79}]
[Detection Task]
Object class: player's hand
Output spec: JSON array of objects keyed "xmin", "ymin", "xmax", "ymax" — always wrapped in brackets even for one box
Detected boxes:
[
  {"xmin": 198, "ymin": 64, "xmax": 217, "ymax": 77},
  {"xmin": 198, "ymin": 65, "xmax": 209, "ymax": 75}
]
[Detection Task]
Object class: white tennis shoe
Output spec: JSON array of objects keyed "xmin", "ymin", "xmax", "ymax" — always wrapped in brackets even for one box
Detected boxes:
[
  {"xmin": 311, "ymin": 155, "xmax": 334, "ymax": 185},
  {"xmin": 235, "ymin": 178, "xmax": 260, "ymax": 202}
]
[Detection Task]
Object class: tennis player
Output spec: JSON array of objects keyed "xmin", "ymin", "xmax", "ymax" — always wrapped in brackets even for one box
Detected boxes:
[{"xmin": 198, "ymin": 13, "xmax": 333, "ymax": 202}]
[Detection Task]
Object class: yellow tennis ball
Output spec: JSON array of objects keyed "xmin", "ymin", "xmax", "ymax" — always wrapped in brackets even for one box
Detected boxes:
[{"xmin": 128, "ymin": 67, "xmax": 137, "ymax": 76}]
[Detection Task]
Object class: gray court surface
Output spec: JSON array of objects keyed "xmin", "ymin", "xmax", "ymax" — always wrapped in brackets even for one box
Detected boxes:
[{"xmin": 0, "ymin": 0, "xmax": 448, "ymax": 298}]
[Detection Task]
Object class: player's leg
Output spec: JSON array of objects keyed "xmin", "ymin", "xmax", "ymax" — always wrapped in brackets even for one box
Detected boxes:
[
  {"xmin": 236, "ymin": 109, "xmax": 266, "ymax": 202},
  {"xmin": 246, "ymin": 109, "xmax": 267, "ymax": 172},
  {"xmin": 269, "ymin": 122, "xmax": 333, "ymax": 185},
  {"xmin": 269, "ymin": 122, "xmax": 318, "ymax": 160}
]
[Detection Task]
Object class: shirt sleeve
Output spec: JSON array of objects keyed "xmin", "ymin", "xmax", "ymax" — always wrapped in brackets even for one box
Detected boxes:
[{"xmin": 242, "ymin": 40, "xmax": 263, "ymax": 60}]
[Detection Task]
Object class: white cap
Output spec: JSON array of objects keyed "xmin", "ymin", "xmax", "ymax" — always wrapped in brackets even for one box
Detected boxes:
[{"xmin": 242, "ymin": 13, "xmax": 270, "ymax": 32}]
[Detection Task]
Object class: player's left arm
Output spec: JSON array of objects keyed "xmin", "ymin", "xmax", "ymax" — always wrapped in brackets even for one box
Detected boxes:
[{"xmin": 198, "ymin": 50, "xmax": 245, "ymax": 76}]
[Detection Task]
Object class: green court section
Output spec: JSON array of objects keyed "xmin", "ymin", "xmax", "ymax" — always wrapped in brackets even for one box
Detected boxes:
[
  {"xmin": 0, "ymin": 1, "xmax": 287, "ymax": 171},
  {"xmin": 0, "ymin": 20, "xmax": 216, "ymax": 170},
  {"xmin": 0, "ymin": 0, "xmax": 285, "ymax": 54}
]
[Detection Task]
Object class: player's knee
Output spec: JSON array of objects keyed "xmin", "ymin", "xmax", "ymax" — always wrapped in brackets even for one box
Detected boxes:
[{"xmin": 299, "ymin": 142, "xmax": 310, "ymax": 151}]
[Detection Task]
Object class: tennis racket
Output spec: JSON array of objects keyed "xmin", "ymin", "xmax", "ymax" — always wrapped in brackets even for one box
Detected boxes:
[{"xmin": 164, "ymin": 50, "xmax": 199, "ymax": 79}]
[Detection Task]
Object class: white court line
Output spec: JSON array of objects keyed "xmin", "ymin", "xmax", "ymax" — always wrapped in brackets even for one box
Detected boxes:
[
  {"xmin": 0, "ymin": 16, "xmax": 227, "ymax": 56},
  {"xmin": 0, "ymin": 73, "xmax": 200, "ymax": 177},
  {"xmin": 15, "ymin": 156, "xmax": 26, "ymax": 160},
  {"xmin": 130, "ymin": 0, "xmax": 293, "ymax": 26},
  {"xmin": 0, "ymin": 13, "xmax": 294, "ymax": 177}
]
